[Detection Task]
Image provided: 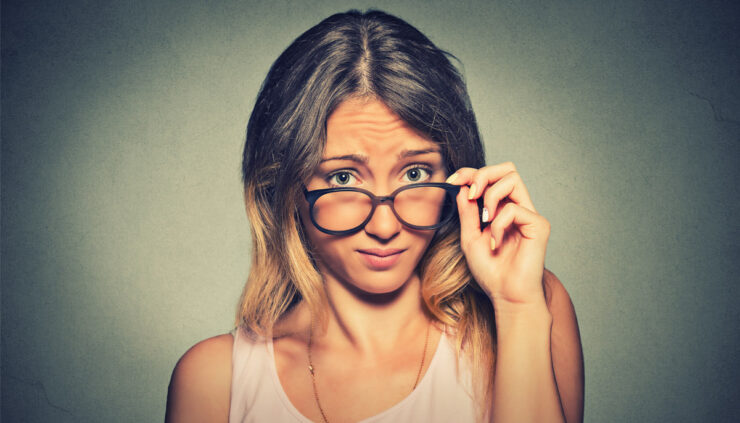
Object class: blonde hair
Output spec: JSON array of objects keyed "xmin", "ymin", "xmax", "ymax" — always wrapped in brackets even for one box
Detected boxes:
[{"xmin": 236, "ymin": 9, "xmax": 497, "ymax": 418}]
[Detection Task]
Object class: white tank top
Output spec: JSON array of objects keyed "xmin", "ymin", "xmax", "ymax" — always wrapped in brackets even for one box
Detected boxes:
[{"xmin": 229, "ymin": 325, "xmax": 477, "ymax": 422}]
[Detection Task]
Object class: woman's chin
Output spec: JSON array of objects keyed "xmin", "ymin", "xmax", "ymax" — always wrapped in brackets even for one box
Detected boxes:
[
  {"xmin": 338, "ymin": 271, "xmax": 418, "ymax": 300},
  {"xmin": 357, "ymin": 281, "xmax": 406, "ymax": 295}
]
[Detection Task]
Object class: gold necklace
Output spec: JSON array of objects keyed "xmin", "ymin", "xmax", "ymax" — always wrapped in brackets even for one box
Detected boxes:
[{"xmin": 307, "ymin": 320, "xmax": 431, "ymax": 423}]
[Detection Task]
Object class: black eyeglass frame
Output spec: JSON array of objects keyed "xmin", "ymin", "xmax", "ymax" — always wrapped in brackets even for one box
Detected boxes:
[{"xmin": 303, "ymin": 182, "xmax": 462, "ymax": 236}]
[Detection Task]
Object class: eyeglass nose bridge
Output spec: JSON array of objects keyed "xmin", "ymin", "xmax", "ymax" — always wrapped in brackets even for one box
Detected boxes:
[
  {"xmin": 373, "ymin": 195, "xmax": 395, "ymax": 206},
  {"xmin": 366, "ymin": 194, "xmax": 401, "ymax": 224}
]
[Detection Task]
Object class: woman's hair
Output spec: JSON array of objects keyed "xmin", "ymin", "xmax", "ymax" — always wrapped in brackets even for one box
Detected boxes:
[{"xmin": 237, "ymin": 9, "xmax": 495, "ymax": 415}]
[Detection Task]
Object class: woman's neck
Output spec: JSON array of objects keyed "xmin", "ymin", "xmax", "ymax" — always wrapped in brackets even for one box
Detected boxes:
[{"xmin": 318, "ymin": 271, "xmax": 429, "ymax": 356}]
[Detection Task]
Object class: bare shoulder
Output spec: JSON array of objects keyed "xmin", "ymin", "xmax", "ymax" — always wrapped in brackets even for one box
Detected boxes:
[
  {"xmin": 165, "ymin": 333, "xmax": 234, "ymax": 423},
  {"xmin": 541, "ymin": 269, "xmax": 581, "ymax": 349},
  {"xmin": 542, "ymin": 268, "xmax": 574, "ymax": 312}
]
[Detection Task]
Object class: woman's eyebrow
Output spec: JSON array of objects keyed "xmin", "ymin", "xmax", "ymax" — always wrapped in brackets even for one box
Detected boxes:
[
  {"xmin": 319, "ymin": 149, "xmax": 440, "ymax": 164},
  {"xmin": 398, "ymin": 148, "xmax": 442, "ymax": 159},
  {"xmin": 320, "ymin": 154, "xmax": 368, "ymax": 164}
]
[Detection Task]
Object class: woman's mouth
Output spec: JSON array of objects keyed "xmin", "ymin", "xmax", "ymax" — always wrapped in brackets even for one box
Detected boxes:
[{"xmin": 356, "ymin": 248, "xmax": 405, "ymax": 270}]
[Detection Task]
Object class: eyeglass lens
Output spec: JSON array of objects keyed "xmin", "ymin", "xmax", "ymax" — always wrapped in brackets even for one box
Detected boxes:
[{"xmin": 311, "ymin": 186, "xmax": 452, "ymax": 232}]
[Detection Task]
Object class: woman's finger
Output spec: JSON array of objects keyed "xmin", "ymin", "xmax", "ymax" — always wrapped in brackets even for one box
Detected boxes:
[
  {"xmin": 446, "ymin": 162, "xmax": 536, "ymax": 212},
  {"xmin": 455, "ymin": 185, "xmax": 482, "ymax": 253},
  {"xmin": 471, "ymin": 168, "xmax": 536, "ymax": 213},
  {"xmin": 446, "ymin": 163, "xmax": 515, "ymax": 190},
  {"xmin": 445, "ymin": 167, "xmax": 477, "ymax": 185},
  {"xmin": 489, "ymin": 202, "xmax": 550, "ymax": 250},
  {"xmin": 481, "ymin": 171, "xmax": 535, "ymax": 222}
]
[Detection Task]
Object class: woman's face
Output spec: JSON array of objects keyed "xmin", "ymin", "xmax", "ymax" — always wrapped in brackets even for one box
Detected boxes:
[{"xmin": 299, "ymin": 97, "xmax": 448, "ymax": 295}]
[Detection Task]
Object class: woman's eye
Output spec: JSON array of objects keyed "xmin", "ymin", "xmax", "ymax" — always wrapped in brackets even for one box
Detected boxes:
[
  {"xmin": 328, "ymin": 171, "xmax": 356, "ymax": 186},
  {"xmin": 403, "ymin": 167, "xmax": 431, "ymax": 182}
]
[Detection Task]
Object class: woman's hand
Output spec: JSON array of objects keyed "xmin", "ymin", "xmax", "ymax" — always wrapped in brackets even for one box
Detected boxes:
[{"xmin": 447, "ymin": 162, "xmax": 551, "ymax": 313}]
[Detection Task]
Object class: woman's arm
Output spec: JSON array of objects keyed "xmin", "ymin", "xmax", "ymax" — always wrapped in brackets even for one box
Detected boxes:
[
  {"xmin": 448, "ymin": 163, "xmax": 583, "ymax": 422},
  {"xmin": 490, "ymin": 292, "xmax": 564, "ymax": 423},
  {"xmin": 165, "ymin": 334, "xmax": 233, "ymax": 423},
  {"xmin": 490, "ymin": 270, "xmax": 584, "ymax": 423}
]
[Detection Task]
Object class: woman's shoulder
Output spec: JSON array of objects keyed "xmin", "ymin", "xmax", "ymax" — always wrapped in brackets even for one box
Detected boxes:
[
  {"xmin": 165, "ymin": 333, "xmax": 234, "ymax": 422},
  {"xmin": 175, "ymin": 332, "xmax": 235, "ymax": 372},
  {"xmin": 542, "ymin": 268, "xmax": 571, "ymax": 309}
]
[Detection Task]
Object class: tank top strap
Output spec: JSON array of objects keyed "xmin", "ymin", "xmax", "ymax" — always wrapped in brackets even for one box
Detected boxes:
[{"xmin": 230, "ymin": 325, "xmax": 297, "ymax": 422}]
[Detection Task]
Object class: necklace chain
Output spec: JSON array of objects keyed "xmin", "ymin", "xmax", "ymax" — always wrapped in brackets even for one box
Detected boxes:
[{"xmin": 307, "ymin": 319, "xmax": 431, "ymax": 423}]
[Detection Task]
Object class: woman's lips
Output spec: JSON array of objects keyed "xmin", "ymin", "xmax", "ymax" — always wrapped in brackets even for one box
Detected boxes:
[{"xmin": 357, "ymin": 248, "xmax": 405, "ymax": 270}]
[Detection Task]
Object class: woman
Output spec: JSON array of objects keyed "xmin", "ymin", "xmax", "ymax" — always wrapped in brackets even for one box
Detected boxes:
[{"xmin": 166, "ymin": 10, "xmax": 584, "ymax": 423}]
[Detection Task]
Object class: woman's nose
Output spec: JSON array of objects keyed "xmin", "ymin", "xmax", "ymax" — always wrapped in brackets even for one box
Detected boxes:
[{"xmin": 363, "ymin": 201, "xmax": 402, "ymax": 241}]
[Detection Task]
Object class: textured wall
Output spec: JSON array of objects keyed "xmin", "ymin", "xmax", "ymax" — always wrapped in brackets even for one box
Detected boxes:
[{"xmin": 2, "ymin": 0, "xmax": 738, "ymax": 421}]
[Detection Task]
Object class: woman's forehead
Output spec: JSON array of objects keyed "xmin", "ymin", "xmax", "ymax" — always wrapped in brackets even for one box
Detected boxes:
[{"xmin": 324, "ymin": 98, "xmax": 439, "ymax": 159}]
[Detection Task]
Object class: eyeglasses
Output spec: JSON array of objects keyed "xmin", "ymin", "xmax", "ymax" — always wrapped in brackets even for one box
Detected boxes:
[{"xmin": 303, "ymin": 182, "xmax": 461, "ymax": 235}]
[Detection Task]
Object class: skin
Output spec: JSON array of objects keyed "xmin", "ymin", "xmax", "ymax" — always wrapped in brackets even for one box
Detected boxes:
[{"xmin": 165, "ymin": 97, "xmax": 584, "ymax": 423}]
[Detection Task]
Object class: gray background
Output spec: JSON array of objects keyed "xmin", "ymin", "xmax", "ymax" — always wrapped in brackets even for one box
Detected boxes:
[{"xmin": 2, "ymin": 0, "xmax": 738, "ymax": 421}]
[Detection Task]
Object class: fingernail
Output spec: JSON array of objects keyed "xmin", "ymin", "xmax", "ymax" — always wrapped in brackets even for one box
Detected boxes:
[
  {"xmin": 481, "ymin": 207, "xmax": 489, "ymax": 223},
  {"xmin": 468, "ymin": 184, "xmax": 477, "ymax": 200},
  {"xmin": 445, "ymin": 173, "xmax": 458, "ymax": 184},
  {"xmin": 490, "ymin": 236, "xmax": 496, "ymax": 250}
]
